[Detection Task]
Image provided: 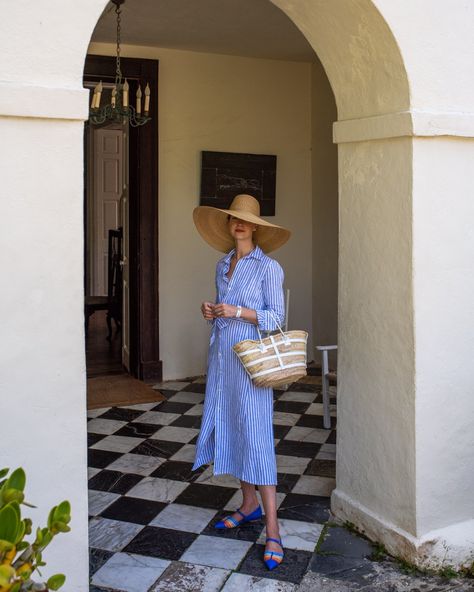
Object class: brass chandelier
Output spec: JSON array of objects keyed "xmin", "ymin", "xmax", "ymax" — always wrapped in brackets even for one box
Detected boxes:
[{"xmin": 89, "ymin": 0, "xmax": 151, "ymax": 127}]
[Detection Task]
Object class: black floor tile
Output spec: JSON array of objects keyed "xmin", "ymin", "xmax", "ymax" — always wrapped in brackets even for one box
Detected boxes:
[
  {"xmin": 201, "ymin": 511, "xmax": 264, "ymax": 542},
  {"xmin": 115, "ymin": 422, "xmax": 162, "ymax": 438},
  {"xmin": 326, "ymin": 430, "xmax": 337, "ymax": 444},
  {"xmin": 239, "ymin": 544, "xmax": 312, "ymax": 584},
  {"xmin": 273, "ymin": 400, "xmax": 311, "ymax": 414},
  {"xmin": 89, "ymin": 548, "xmax": 114, "ymax": 576},
  {"xmin": 88, "ymin": 470, "xmax": 143, "ymax": 495},
  {"xmin": 88, "ymin": 449, "xmax": 122, "ymax": 469},
  {"xmin": 304, "ymin": 458, "xmax": 336, "ymax": 478},
  {"xmin": 277, "ymin": 493, "xmax": 330, "ymax": 523},
  {"xmin": 318, "ymin": 526, "xmax": 373, "ymax": 559},
  {"xmin": 100, "ymin": 407, "xmax": 145, "ymax": 422},
  {"xmin": 174, "ymin": 483, "xmax": 236, "ymax": 509},
  {"xmin": 285, "ymin": 381, "xmax": 320, "ymax": 393},
  {"xmin": 272, "ymin": 424, "xmax": 291, "ymax": 439},
  {"xmin": 101, "ymin": 496, "xmax": 166, "ymax": 525},
  {"xmin": 181, "ymin": 382, "xmax": 206, "ymax": 393},
  {"xmin": 275, "ymin": 440, "xmax": 321, "ymax": 459},
  {"xmin": 155, "ymin": 389, "xmax": 177, "ymax": 399},
  {"xmin": 123, "ymin": 526, "xmax": 197, "ymax": 560},
  {"xmin": 296, "ymin": 414, "xmax": 337, "ymax": 429},
  {"xmin": 170, "ymin": 414, "xmax": 202, "ymax": 429},
  {"xmin": 276, "ymin": 473, "xmax": 300, "ymax": 494},
  {"xmin": 153, "ymin": 401, "xmax": 195, "ymax": 414},
  {"xmin": 150, "ymin": 461, "xmax": 204, "ymax": 482},
  {"xmin": 130, "ymin": 439, "xmax": 184, "ymax": 458},
  {"xmin": 88, "ymin": 433, "xmax": 105, "ymax": 447}
]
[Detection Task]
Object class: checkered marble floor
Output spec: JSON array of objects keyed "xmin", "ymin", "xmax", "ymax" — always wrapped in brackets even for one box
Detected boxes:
[{"xmin": 88, "ymin": 372, "xmax": 337, "ymax": 592}]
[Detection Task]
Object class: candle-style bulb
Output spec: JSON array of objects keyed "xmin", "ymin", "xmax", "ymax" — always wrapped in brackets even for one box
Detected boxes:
[
  {"xmin": 144, "ymin": 83, "xmax": 150, "ymax": 115},
  {"xmin": 111, "ymin": 86, "xmax": 117, "ymax": 109},
  {"xmin": 94, "ymin": 81, "xmax": 103, "ymax": 109},
  {"xmin": 123, "ymin": 79, "xmax": 129, "ymax": 108},
  {"xmin": 136, "ymin": 85, "xmax": 142, "ymax": 115}
]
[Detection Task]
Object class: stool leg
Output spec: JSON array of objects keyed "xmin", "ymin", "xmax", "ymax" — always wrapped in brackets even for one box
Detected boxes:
[{"xmin": 321, "ymin": 349, "xmax": 331, "ymax": 429}]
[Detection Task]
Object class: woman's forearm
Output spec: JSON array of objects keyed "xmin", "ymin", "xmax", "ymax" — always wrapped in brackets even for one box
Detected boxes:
[{"xmin": 239, "ymin": 306, "xmax": 258, "ymax": 325}]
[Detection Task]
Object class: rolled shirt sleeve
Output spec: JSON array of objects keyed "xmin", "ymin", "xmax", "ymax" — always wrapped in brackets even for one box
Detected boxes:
[{"xmin": 255, "ymin": 260, "xmax": 285, "ymax": 331}]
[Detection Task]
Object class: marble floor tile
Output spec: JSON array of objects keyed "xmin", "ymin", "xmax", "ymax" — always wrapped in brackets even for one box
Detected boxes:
[
  {"xmin": 101, "ymin": 496, "xmax": 166, "ymax": 525},
  {"xmin": 89, "ymin": 548, "xmax": 114, "ymax": 576},
  {"xmin": 121, "ymin": 402, "xmax": 161, "ymax": 411},
  {"xmin": 151, "ymin": 460, "xmax": 204, "ymax": 482},
  {"xmin": 170, "ymin": 414, "xmax": 202, "ymax": 429},
  {"xmin": 88, "ymin": 470, "xmax": 143, "ymax": 495},
  {"xmin": 292, "ymin": 475, "xmax": 336, "ymax": 497},
  {"xmin": 87, "ymin": 418, "xmax": 128, "ymax": 435},
  {"xmin": 184, "ymin": 403, "xmax": 204, "ymax": 416},
  {"xmin": 175, "ymin": 483, "xmax": 235, "ymax": 510},
  {"xmin": 222, "ymin": 572, "xmax": 297, "ymax": 591},
  {"xmin": 223, "ymin": 490, "xmax": 286, "ymax": 512},
  {"xmin": 238, "ymin": 545, "xmax": 312, "ymax": 584},
  {"xmin": 88, "ymin": 517, "xmax": 144, "ymax": 552},
  {"xmin": 100, "ymin": 407, "xmax": 145, "ymax": 422},
  {"xmin": 180, "ymin": 534, "xmax": 252, "ymax": 570},
  {"xmin": 88, "ymin": 449, "xmax": 122, "ymax": 469},
  {"xmin": 273, "ymin": 412, "xmax": 301, "ymax": 426},
  {"xmin": 275, "ymin": 440, "xmax": 321, "ymax": 459},
  {"xmin": 181, "ymin": 382, "xmax": 206, "ymax": 393},
  {"xmin": 257, "ymin": 518, "xmax": 323, "ymax": 551},
  {"xmin": 285, "ymin": 426, "xmax": 330, "ymax": 444},
  {"xmin": 169, "ymin": 391, "xmax": 205, "ymax": 404},
  {"xmin": 296, "ymin": 414, "xmax": 337, "ymax": 430},
  {"xmin": 278, "ymin": 391, "xmax": 318, "ymax": 403},
  {"xmin": 88, "ymin": 490, "xmax": 121, "ymax": 515},
  {"xmin": 124, "ymin": 526, "xmax": 197, "ymax": 560},
  {"xmin": 316, "ymin": 443, "xmax": 337, "ymax": 461},
  {"xmin": 169, "ymin": 444, "xmax": 196, "ymax": 462},
  {"xmin": 273, "ymin": 424, "xmax": 291, "ymax": 439},
  {"xmin": 306, "ymin": 402, "xmax": 337, "ymax": 416},
  {"xmin": 131, "ymin": 439, "xmax": 184, "ymax": 459},
  {"xmin": 133, "ymin": 411, "xmax": 181, "ymax": 425},
  {"xmin": 304, "ymin": 459, "xmax": 336, "ymax": 479},
  {"xmin": 87, "ymin": 407, "xmax": 110, "ymax": 419},
  {"xmin": 106, "ymin": 453, "xmax": 166, "ymax": 476},
  {"xmin": 90, "ymin": 435, "xmax": 145, "ymax": 454},
  {"xmin": 276, "ymin": 455, "xmax": 311, "ymax": 475},
  {"xmin": 195, "ymin": 467, "xmax": 240, "ymax": 489},
  {"xmin": 91, "ymin": 552, "xmax": 170, "ymax": 592},
  {"xmin": 126, "ymin": 477, "xmax": 189, "ymax": 503},
  {"xmin": 150, "ymin": 561, "xmax": 229, "ymax": 592},
  {"xmin": 115, "ymin": 422, "xmax": 164, "ymax": 438},
  {"xmin": 152, "ymin": 381, "xmax": 191, "ymax": 391},
  {"xmin": 274, "ymin": 401, "xmax": 311, "ymax": 415},
  {"xmin": 155, "ymin": 400, "xmax": 195, "ymax": 414},
  {"xmin": 276, "ymin": 473, "xmax": 300, "ymax": 494},
  {"xmin": 151, "ymin": 426, "xmax": 200, "ymax": 444},
  {"xmin": 277, "ymin": 493, "xmax": 330, "ymax": 524},
  {"xmin": 150, "ymin": 503, "xmax": 217, "ymax": 533},
  {"xmin": 88, "ymin": 467, "xmax": 102, "ymax": 479}
]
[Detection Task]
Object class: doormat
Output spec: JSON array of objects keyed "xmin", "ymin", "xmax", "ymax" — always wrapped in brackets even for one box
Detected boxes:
[{"xmin": 87, "ymin": 374, "xmax": 166, "ymax": 409}]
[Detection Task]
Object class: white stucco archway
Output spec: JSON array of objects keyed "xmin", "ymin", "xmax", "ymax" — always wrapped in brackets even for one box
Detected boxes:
[{"xmin": 1, "ymin": 1, "xmax": 473, "ymax": 589}]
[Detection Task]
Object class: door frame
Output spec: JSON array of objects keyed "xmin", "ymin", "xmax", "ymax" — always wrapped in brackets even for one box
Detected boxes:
[{"xmin": 83, "ymin": 54, "xmax": 162, "ymax": 381}]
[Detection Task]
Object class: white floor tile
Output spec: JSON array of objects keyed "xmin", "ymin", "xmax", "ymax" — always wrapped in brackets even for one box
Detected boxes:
[
  {"xmin": 285, "ymin": 426, "xmax": 330, "ymax": 444},
  {"xmin": 90, "ymin": 435, "xmax": 144, "ymax": 454},
  {"xmin": 126, "ymin": 477, "xmax": 188, "ymax": 503},
  {"xmin": 169, "ymin": 444, "xmax": 196, "ymax": 462},
  {"xmin": 292, "ymin": 475, "xmax": 336, "ymax": 497},
  {"xmin": 88, "ymin": 490, "xmax": 120, "ymax": 515},
  {"xmin": 278, "ymin": 391, "xmax": 318, "ymax": 403},
  {"xmin": 180, "ymin": 535, "xmax": 252, "ymax": 570},
  {"xmin": 150, "ymin": 503, "xmax": 216, "ymax": 533},
  {"xmin": 184, "ymin": 404, "xmax": 204, "ymax": 416},
  {"xmin": 257, "ymin": 518, "xmax": 323, "ymax": 552},
  {"xmin": 169, "ymin": 391, "xmax": 205, "ymax": 404},
  {"xmin": 91, "ymin": 552, "xmax": 170, "ymax": 592},
  {"xmin": 107, "ymin": 453, "xmax": 166, "ymax": 476},
  {"xmin": 222, "ymin": 573, "xmax": 296, "ymax": 591},
  {"xmin": 306, "ymin": 402, "xmax": 337, "ymax": 417},
  {"xmin": 88, "ymin": 517, "xmax": 143, "ymax": 552},
  {"xmin": 152, "ymin": 381, "xmax": 191, "ymax": 391},
  {"xmin": 276, "ymin": 455, "xmax": 311, "ymax": 474},
  {"xmin": 87, "ymin": 407, "xmax": 110, "ymax": 418},
  {"xmin": 134, "ymin": 411, "xmax": 181, "ymax": 425},
  {"xmin": 151, "ymin": 426, "xmax": 200, "ymax": 443},
  {"xmin": 121, "ymin": 402, "xmax": 161, "ymax": 411},
  {"xmin": 223, "ymin": 490, "xmax": 286, "ymax": 512},
  {"xmin": 273, "ymin": 412, "xmax": 300, "ymax": 426},
  {"xmin": 196, "ymin": 467, "xmax": 240, "ymax": 488},
  {"xmin": 150, "ymin": 562, "xmax": 229, "ymax": 592},
  {"xmin": 87, "ymin": 418, "xmax": 128, "ymax": 435},
  {"xmin": 88, "ymin": 467, "xmax": 101, "ymax": 480}
]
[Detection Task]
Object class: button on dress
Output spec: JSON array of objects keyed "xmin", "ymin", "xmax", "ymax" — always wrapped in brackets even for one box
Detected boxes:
[{"xmin": 192, "ymin": 245, "xmax": 285, "ymax": 485}]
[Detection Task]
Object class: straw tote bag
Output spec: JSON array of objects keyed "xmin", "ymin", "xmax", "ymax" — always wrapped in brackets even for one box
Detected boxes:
[{"xmin": 233, "ymin": 312, "xmax": 308, "ymax": 388}]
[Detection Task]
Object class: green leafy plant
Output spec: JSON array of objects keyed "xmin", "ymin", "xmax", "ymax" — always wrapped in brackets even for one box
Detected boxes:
[{"xmin": 0, "ymin": 468, "xmax": 71, "ymax": 592}]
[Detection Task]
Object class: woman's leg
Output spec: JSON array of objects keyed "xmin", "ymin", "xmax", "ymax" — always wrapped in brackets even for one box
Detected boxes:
[
  {"xmin": 227, "ymin": 481, "xmax": 259, "ymax": 520},
  {"xmin": 259, "ymin": 485, "xmax": 282, "ymax": 554}
]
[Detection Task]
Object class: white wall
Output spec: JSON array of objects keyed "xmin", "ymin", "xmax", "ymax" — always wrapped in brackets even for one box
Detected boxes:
[{"xmin": 88, "ymin": 42, "xmax": 314, "ymax": 379}]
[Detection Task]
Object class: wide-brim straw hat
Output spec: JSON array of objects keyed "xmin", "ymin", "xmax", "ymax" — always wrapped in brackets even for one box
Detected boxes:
[{"xmin": 193, "ymin": 194, "xmax": 291, "ymax": 253}]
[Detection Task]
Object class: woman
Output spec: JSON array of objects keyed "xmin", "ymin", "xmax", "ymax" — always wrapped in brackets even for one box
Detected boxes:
[{"xmin": 192, "ymin": 194, "xmax": 291, "ymax": 570}]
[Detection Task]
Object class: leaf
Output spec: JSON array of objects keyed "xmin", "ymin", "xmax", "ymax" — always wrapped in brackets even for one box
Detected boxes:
[
  {"xmin": 0, "ymin": 504, "xmax": 20, "ymax": 543},
  {"xmin": 46, "ymin": 574, "xmax": 66, "ymax": 590},
  {"xmin": 6, "ymin": 468, "xmax": 26, "ymax": 492},
  {"xmin": 0, "ymin": 564, "xmax": 15, "ymax": 586},
  {"xmin": 0, "ymin": 468, "xmax": 9, "ymax": 480}
]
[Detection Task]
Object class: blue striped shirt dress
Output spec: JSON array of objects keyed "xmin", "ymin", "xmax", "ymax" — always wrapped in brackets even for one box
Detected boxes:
[{"xmin": 192, "ymin": 245, "xmax": 285, "ymax": 485}]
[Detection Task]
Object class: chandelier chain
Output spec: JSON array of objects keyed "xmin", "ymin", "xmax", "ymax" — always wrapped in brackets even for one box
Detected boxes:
[{"xmin": 115, "ymin": 3, "xmax": 122, "ymax": 83}]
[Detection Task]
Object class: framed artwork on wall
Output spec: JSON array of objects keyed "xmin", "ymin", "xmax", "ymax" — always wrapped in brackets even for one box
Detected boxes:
[{"xmin": 200, "ymin": 150, "xmax": 277, "ymax": 215}]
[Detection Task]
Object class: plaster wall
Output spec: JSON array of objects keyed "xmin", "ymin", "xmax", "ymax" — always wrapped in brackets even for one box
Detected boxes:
[
  {"xmin": 0, "ymin": 118, "xmax": 89, "ymax": 589},
  {"xmin": 88, "ymin": 42, "xmax": 314, "ymax": 379},
  {"xmin": 334, "ymin": 137, "xmax": 416, "ymax": 534},
  {"xmin": 311, "ymin": 59, "xmax": 338, "ymax": 362}
]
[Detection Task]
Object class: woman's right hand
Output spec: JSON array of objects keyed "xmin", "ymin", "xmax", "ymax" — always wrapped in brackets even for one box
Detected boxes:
[{"xmin": 201, "ymin": 301, "xmax": 215, "ymax": 321}]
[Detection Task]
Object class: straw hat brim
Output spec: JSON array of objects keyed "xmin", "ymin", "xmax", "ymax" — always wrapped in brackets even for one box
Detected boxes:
[{"xmin": 193, "ymin": 205, "xmax": 291, "ymax": 253}]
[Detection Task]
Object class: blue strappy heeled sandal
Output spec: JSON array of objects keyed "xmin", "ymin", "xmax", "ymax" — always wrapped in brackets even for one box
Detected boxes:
[
  {"xmin": 214, "ymin": 505, "xmax": 262, "ymax": 529},
  {"xmin": 264, "ymin": 537, "xmax": 284, "ymax": 570}
]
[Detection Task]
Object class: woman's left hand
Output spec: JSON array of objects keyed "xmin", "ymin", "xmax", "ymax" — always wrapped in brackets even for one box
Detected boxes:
[{"xmin": 213, "ymin": 303, "xmax": 238, "ymax": 318}]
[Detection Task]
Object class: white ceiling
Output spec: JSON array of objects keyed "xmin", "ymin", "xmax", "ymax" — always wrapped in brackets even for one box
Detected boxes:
[{"xmin": 91, "ymin": 0, "xmax": 316, "ymax": 62}]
